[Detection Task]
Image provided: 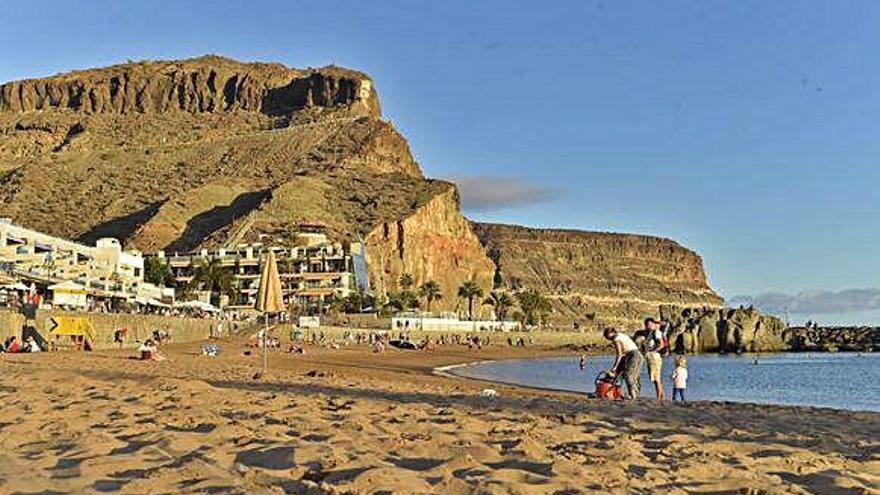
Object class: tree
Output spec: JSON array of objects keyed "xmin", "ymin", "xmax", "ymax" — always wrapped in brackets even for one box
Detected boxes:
[
  {"xmin": 398, "ymin": 273, "xmax": 415, "ymax": 291},
  {"xmin": 328, "ymin": 294, "xmax": 348, "ymax": 315},
  {"xmin": 515, "ymin": 289, "xmax": 553, "ymax": 326},
  {"xmin": 418, "ymin": 280, "xmax": 442, "ymax": 312},
  {"xmin": 386, "ymin": 290, "xmax": 419, "ymax": 312},
  {"xmin": 189, "ymin": 257, "xmax": 233, "ymax": 306},
  {"xmin": 457, "ymin": 279, "xmax": 484, "ymax": 320},
  {"xmin": 337, "ymin": 291, "xmax": 369, "ymax": 313},
  {"xmin": 483, "ymin": 290, "xmax": 515, "ymax": 320},
  {"xmin": 144, "ymin": 257, "xmax": 173, "ymax": 286}
]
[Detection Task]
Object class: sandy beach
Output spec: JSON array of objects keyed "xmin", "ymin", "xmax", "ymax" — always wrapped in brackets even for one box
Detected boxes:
[{"xmin": 0, "ymin": 340, "xmax": 877, "ymax": 495}]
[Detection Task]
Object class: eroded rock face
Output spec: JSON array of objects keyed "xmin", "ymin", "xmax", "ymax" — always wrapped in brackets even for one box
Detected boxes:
[
  {"xmin": 0, "ymin": 56, "xmax": 379, "ymax": 118},
  {"xmin": 473, "ymin": 223, "xmax": 724, "ymax": 328},
  {"xmin": 659, "ymin": 305, "xmax": 787, "ymax": 353},
  {"xmin": 365, "ymin": 186, "xmax": 495, "ymax": 310}
]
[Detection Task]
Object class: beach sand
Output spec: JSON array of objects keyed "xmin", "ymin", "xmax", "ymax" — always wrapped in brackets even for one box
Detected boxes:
[{"xmin": 0, "ymin": 340, "xmax": 877, "ymax": 494}]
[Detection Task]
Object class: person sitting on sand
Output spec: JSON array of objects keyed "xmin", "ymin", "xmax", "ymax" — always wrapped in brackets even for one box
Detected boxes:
[
  {"xmin": 139, "ymin": 340, "xmax": 166, "ymax": 361},
  {"xmin": 670, "ymin": 355, "xmax": 688, "ymax": 402},
  {"xmin": 603, "ymin": 327, "xmax": 643, "ymax": 401},
  {"xmin": 23, "ymin": 336, "xmax": 41, "ymax": 353},
  {"xmin": 139, "ymin": 340, "xmax": 153, "ymax": 360},
  {"xmin": 113, "ymin": 327, "xmax": 127, "ymax": 349},
  {"xmin": 4, "ymin": 336, "xmax": 20, "ymax": 353}
]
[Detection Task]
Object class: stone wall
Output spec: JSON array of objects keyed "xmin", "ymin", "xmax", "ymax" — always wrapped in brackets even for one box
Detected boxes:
[{"xmin": 0, "ymin": 309, "xmax": 214, "ymax": 350}]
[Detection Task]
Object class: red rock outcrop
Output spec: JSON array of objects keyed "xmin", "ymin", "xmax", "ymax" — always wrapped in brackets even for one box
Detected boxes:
[{"xmin": 365, "ymin": 186, "xmax": 495, "ymax": 309}]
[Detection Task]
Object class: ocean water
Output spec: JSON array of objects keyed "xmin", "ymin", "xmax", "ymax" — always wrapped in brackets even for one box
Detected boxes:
[{"xmin": 451, "ymin": 352, "xmax": 880, "ymax": 412}]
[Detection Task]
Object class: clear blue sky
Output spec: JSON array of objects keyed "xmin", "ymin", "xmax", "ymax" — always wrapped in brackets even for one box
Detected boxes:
[{"xmin": 3, "ymin": 1, "xmax": 879, "ymax": 323}]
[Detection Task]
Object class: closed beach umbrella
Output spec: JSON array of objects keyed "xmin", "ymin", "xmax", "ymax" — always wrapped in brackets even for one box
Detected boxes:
[{"xmin": 254, "ymin": 250, "xmax": 284, "ymax": 374}]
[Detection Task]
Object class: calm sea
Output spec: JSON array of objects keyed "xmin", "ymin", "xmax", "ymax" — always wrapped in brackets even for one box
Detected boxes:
[{"xmin": 450, "ymin": 352, "xmax": 880, "ymax": 412}]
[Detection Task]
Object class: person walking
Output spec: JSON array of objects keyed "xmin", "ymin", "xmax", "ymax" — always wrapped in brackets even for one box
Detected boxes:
[
  {"xmin": 603, "ymin": 327, "xmax": 643, "ymax": 401},
  {"xmin": 635, "ymin": 317, "xmax": 669, "ymax": 401}
]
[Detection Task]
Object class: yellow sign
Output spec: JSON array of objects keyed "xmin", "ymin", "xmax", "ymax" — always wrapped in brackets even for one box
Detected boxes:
[{"xmin": 49, "ymin": 316, "xmax": 96, "ymax": 341}]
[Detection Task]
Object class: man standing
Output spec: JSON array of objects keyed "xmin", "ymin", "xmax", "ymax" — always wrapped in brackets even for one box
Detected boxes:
[
  {"xmin": 603, "ymin": 327, "xmax": 643, "ymax": 401},
  {"xmin": 635, "ymin": 317, "xmax": 669, "ymax": 401}
]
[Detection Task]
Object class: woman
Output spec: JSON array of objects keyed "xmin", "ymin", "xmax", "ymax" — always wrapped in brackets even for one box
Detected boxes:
[
  {"xmin": 139, "ymin": 340, "xmax": 166, "ymax": 361},
  {"xmin": 603, "ymin": 327, "xmax": 643, "ymax": 400}
]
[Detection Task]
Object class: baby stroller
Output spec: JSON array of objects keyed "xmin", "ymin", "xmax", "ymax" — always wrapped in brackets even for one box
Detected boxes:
[{"xmin": 593, "ymin": 371, "xmax": 624, "ymax": 400}]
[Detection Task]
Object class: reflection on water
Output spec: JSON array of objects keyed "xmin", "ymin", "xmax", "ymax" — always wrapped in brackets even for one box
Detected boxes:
[{"xmin": 451, "ymin": 352, "xmax": 880, "ymax": 412}]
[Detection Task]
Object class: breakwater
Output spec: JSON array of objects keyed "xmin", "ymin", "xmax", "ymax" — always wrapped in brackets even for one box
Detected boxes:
[{"xmin": 785, "ymin": 326, "xmax": 878, "ymax": 352}]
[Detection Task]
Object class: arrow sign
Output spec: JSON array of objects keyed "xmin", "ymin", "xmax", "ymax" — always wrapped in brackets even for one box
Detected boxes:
[{"xmin": 49, "ymin": 316, "xmax": 96, "ymax": 341}]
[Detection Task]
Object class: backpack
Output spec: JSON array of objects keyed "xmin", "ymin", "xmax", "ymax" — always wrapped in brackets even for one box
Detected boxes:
[{"xmin": 657, "ymin": 327, "xmax": 670, "ymax": 357}]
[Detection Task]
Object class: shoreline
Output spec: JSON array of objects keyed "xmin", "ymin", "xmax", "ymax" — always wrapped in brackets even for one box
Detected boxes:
[
  {"xmin": 1, "ymin": 340, "xmax": 878, "ymax": 494},
  {"xmin": 433, "ymin": 357, "xmax": 596, "ymax": 398},
  {"xmin": 438, "ymin": 352, "xmax": 880, "ymax": 414}
]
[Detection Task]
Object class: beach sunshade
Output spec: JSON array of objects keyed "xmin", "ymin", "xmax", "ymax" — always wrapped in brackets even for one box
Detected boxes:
[
  {"xmin": 254, "ymin": 250, "xmax": 284, "ymax": 374},
  {"xmin": 254, "ymin": 250, "xmax": 284, "ymax": 314},
  {"xmin": 197, "ymin": 301, "xmax": 220, "ymax": 312},
  {"xmin": 176, "ymin": 300, "xmax": 215, "ymax": 310},
  {"xmin": 49, "ymin": 281, "xmax": 88, "ymax": 294},
  {"xmin": 2, "ymin": 282, "xmax": 29, "ymax": 291}
]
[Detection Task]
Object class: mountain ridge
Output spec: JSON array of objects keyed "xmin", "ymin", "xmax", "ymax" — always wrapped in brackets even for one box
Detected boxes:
[{"xmin": 0, "ymin": 56, "xmax": 722, "ymax": 321}]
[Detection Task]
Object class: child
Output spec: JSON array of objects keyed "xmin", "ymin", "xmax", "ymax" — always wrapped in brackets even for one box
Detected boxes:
[{"xmin": 670, "ymin": 355, "xmax": 688, "ymax": 402}]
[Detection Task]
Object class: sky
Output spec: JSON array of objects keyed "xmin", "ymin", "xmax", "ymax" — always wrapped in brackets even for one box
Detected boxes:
[{"xmin": 2, "ymin": 1, "xmax": 879, "ymax": 324}]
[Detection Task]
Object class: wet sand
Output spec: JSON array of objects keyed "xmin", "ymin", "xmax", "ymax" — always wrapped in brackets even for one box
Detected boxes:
[{"xmin": 0, "ymin": 339, "xmax": 877, "ymax": 494}]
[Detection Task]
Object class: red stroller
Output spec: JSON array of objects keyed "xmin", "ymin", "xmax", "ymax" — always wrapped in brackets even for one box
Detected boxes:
[{"xmin": 593, "ymin": 371, "xmax": 623, "ymax": 400}]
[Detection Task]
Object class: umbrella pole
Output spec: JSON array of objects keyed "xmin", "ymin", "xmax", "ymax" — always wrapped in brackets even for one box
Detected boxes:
[{"xmin": 262, "ymin": 313, "xmax": 269, "ymax": 374}]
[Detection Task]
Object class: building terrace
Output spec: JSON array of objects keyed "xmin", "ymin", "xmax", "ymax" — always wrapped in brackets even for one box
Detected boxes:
[{"xmin": 154, "ymin": 231, "xmax": 361, "ymax": 312}]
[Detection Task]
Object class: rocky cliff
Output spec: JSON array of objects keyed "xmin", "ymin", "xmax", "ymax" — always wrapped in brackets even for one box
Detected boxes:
[
  {"xmin": 0, "ymin": 56, "xmax": 492, "ymax": 306},
  {"xmin": 364, "ymin": 187, "xmax": 495, "ymax": 305},
  {"xmin": 473, "ymin": 223, "xmax": 723, "ymax": 328},
  {"xmin": 0, "ymin": 56, "xmax": 729, "ymax": 317},
  {"xmin": 0, "ymin": 55, "xmax": 380, "ymax": 118},
  {"xmin": 659, "ymin": 305, "xmax": 787, "ymax": 353}
]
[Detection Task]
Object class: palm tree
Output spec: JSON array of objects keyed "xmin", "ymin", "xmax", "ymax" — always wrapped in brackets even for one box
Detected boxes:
[
  {"xmin": 515, "ymin": 288, "xmax": 553, "ymax": 326},
  {"xmin": 457, "ymin": 279, "xmax": 484, "ymax": 320},
  {"xmin": 483, "ymin": 290, "xmax": 515, "ymax": 320},
  {"xmin": 190, "ymin": 257, "xmax": 233, "ymax": 306},
  {"xmin": 418, "ymin": 280, "xmax": 442, "ymax": 312},
  {"xmin": 144, "ymin": 257, "xmax": 172, "ymax": 286},
  {"xmin": 398, "ymin": 273, "xmax": 415, "ymax": 291},
  {"xmin": 386, "ymin": 290, "xmax": 419, "ymax": 312}
]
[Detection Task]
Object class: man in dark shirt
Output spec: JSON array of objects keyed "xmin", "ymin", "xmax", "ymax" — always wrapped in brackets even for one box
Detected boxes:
[{"xmin": 634, "ymin": 317, "xmax": 668, "ymax": 401}]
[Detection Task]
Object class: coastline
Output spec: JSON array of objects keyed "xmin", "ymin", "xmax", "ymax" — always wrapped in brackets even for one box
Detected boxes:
[
  {"xmin": 434, "ymin": 357, "xmax": 596, "ymax": 398},
  {"xmin": 441, "ymin": 352, "xmax": 880, "ymax": 414},
  {"xmin": 1, "ymin": 340, "xmax": 877, "ymax": 494}
]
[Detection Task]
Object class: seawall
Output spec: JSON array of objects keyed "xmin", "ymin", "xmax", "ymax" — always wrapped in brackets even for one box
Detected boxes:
[{"xmin": 0, "ymin": 309, "xmax": 214, "ymax": 349}]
